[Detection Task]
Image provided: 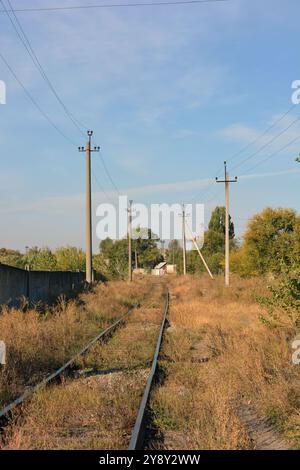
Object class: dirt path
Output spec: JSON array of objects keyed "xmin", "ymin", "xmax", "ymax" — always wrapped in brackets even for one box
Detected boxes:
[{"xmin": 235, "ymin": 404, "xmax": 292, "ymax": 450}]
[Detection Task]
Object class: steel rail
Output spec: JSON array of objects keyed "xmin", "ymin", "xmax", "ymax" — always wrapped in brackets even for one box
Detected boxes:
[
  {"xmin": 128, "ymin": 290, "xmax": 169, "ymax": 450},
  {"xmin": 0, "ymin": 307, "xmax": 134, "ymax": 420}
]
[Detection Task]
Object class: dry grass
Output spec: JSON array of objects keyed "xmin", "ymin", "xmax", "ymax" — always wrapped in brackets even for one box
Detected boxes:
[
  {"xmin": 150, "ymin": 274, "xmax": 300, "ymax": 450},
  {"xmin": 0, "ymin": 278, "xmax": 153, "ymax": 408},
  {"xmin": 1, "ymin": 277, "xmax": 167, "ymax": 450},
  {"xmin": 3, "ymin": 370, "xmax": 149, "ymax": 450},
  {"xmin": 2, "ymin": 274, "xmax": 299, "ymax": 450}
]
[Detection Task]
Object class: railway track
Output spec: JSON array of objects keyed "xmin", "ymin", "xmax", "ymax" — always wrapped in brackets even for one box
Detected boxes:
[
  {"xmin": 129, "ymin": 290, "xmax": 169, "ymax": 450},
  {"xmin": 0, "ymin": 289, "xmax": 170, "ymax": 450}
]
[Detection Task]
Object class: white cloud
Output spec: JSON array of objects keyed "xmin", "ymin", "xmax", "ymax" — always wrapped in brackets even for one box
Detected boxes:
[
  {"xmin": 220, "ymin": 123, "xmax": 260, "ymax": 143},
  {"xmin": 117, "ymin": 154, "xmax": 148, "ymax": 174},
  {"xmin": 219, "ymin": 113, "xmax": 300, "ymax": 164},
  {"xmin": 239, "ymin": 168, "xmax": 300, "ymax": 180}
]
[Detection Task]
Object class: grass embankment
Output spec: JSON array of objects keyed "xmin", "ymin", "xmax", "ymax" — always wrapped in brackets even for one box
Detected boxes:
[
  {"xmin": 150, "ymin": 275, "xmax": 300, "ymax": 450},
  {"xmin": 0, "ymin": 279, "xmax": 152, "ymax": 409},
  {"xmin": 1, "ymin": 278, "xmax": 167, "ymax": 450}
]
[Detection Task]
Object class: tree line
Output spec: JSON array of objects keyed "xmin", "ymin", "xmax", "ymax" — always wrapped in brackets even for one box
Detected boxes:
[
  {"xmin": 0, "ymin": 229, "xmax": 163, "ymax": 280},
  {"xmin": 166, "ymin": 206, "xmax": 300, "ymax": 277},
  {"xmin": 1, "ymin": 206, "xmax": 299, "ymax": 279},
  {"xmin": 0, "ymin": 246, "xmax": 86, "ymax": 272}
]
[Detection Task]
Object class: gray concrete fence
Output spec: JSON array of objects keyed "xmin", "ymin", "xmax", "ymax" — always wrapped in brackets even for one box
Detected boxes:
[{"xmin": 0, "ymin": 263, "xmax": 86, "ymax": 307}]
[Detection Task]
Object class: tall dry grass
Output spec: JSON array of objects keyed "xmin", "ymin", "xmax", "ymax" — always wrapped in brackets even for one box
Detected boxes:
[
  {"xmin": 150, "ymin": 274, "xmax": 300, "ymax": 449},
  {"xmin": 0, "ymin": 278, "xmax": 152, "ymax": 408},
  {"xmin": 1, "ymin": 278, "xmax": 167, "ymax": 450}
]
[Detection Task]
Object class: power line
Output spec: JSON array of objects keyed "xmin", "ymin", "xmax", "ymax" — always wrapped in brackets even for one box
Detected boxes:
[
  {"xmin": 1, "ymin": 0, "xmax": 87, "ymax": 136},
  {"xmin": 230, "ymin": 114, "xmax": 300, "ymax": 172},
  {"xmin": 203, "ymin": 140, "xmax": 300, "ymax": 207},
  {"xmin": 0, "ymin": 50, "xmax": 76, "ymax": 145},
  {"xmin": 99, "ymin": 152, "xmax": 120, "ymax": 196},
  {"xmin": 188, "ymin": 105, "xmax": 299, "ymax": 203},
  {"xmin": 92, "ymin": 154, "xmax": 120, "ymax": 202},
  {"xmin": 189, "ymin": 178, "xmax": 216, "ymax": 203},
  {"xmin": 215, "ymin": 104, "xmax": 297, "ymax": 176},
  {"xmin": 0, "ymin": 0, "xmax": 230, "ymax": 14},
  {"xmin": 203, "ymin": 131, "xmax": 300, "ymax": 223},
  {"xmin": 242, "ymin": 133, "xmax": 300, "ymax": 176},
  {"xmin": 91, "ymin": 169, "xmax": 116, "ymax": 204},
  {"xmin": 192, "ymin": 135, "xmax": 300, "ymax": 234}
]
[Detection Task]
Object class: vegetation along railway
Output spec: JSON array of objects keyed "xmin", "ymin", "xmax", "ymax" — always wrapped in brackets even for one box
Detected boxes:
[{"xmin": 0, "ymin": 280, "xmax": 170, "ymax": 450}]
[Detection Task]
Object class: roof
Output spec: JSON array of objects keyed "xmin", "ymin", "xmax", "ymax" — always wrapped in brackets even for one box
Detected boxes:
[{"xmin": 154, "ymin": 262, "xmax": 167, "ymax": 269}]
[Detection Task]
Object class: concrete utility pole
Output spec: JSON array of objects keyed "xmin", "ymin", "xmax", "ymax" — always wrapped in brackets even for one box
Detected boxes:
[
  {"xmin": 181, "ymin": 204, "xmax": 187, "ymax": 276},
  {"xmin": 128, "ymin": 199, "xmax": 133, "ymax": 282},
  {"xmin": 79, "ymin": 131, "xmax": 100, "ymax": 283},
  {"xmin": 216, "ymin": 161, "xmax": 237, "ymax": 287}
]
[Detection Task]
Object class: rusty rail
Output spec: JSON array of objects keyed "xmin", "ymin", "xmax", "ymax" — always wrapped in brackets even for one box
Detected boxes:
[{"xmin": 128, "ymin": 290, "xmax": 169, "ymax": 450}]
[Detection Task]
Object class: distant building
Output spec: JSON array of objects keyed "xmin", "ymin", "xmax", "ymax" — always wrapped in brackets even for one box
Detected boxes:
[
  {"xmin": 166, "ymin": 264, "xmax": 177, "ymax": 274},
  {"xmin": 151, "ymin": 261, "xmax": 167, "ymax": 276}
]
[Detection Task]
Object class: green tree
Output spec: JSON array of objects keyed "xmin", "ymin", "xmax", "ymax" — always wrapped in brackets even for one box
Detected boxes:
[
  {"xmin": 208, "ymin": 206, "xmax": 235, "ymax": 238},
  {"xmin": 99, "ymin": 237, "xmax": 127, "ymax": 279},
  {"xmin": 258, "ymin": 265, "xmax": 300, "ymax": 328},
  {"xmin": 165, "ymin": 240, "xmax": 185, "ymax": 274},
  {"xmin": 99, "ymin": 228, "xmax": 162, "ymax": 279},
  {"xmin": 92, "ymin": 253, "xmax": 108, "ymax": 280},
  {"xmin": 132, "ymin": 228, "xmax": 162, "ymax": 269},
  {"xmin": 55, "ymin": 246, "xmax": 85, "ymax": 271},
  {"xmin": 166, "ymin": 240, "xmax": 180, "ymax": 264},
  {"xmin": 0, "ymin": 248, "xmax": 25, "ymax": 268},
  {"xmin": 241, "ymin": 207, "xmax": 300, "ymax": 276},
  {"xmin": 204, "ymin": 206, "xmax": 235, "ymax": 255},
  {"xmin": 99, "ymin": 238, "xmax": 114, "ymax": 258},
  {"xmin": 24, "ymin": 247, "xmax": 57, "ymax": 271},
  {"xmin": 199, "ymin": 206, "xmax": 236, "ymax": 275}
]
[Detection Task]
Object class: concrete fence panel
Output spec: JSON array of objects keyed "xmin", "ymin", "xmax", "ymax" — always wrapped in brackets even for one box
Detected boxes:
[{"xmin": 0, "ymin": 263, "xmax": 85, "ymax": 307}]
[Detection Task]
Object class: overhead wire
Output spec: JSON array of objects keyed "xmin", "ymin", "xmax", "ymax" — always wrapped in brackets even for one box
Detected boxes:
[
  {"xmin": 1, "ymin": 0, "xmax": 87, "ymax": 136},
  {"xmin": 241, "ymin": 133, "xmax": 300, "ymax": 176},
  {"xmin": 230, "ymin": 114, "xmax": 300, "ymax": 172},
  {"xmin": 188, "ymin": 105, "xmax": 300, "ymax": 204},
  {"xmin": 215, "ymin": 104, "xmax": 297, "ymax": 177},
  {"xmin": 99, "ymin": 151, "xmax": 121, "ymax": 197},
  {"xmin": 91, "ymin": 169, "xmax": 117, "ymax": 204},
  {"xmin": 0, "ymin": 50, "xmax": 77, "ymax": 146},
  {"xmin": 0, "ymin": 1, "xmax": 230, "ymax": 14}
]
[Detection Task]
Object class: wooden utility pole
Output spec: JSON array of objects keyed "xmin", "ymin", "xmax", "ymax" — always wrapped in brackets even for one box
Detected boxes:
[
  {"xmin": 216, "ymin": 161, "xmax": 237, "ymax": 287},
  {"xmin": 128, "ymin": 199, "xmax": 133, "ymax": 282},
  {"xmin": 79, "ymin": 131, "xmax": 99, "ymax": 283},
  {"xmin": 181, "ymin": 204, "xmax": 187, "ymax": 276}
]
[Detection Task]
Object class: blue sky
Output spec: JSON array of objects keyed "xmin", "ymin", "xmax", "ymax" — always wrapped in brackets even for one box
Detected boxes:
[{"xmin": 0, "ymin": 0, "xmax": 300, "ymax": 251}]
